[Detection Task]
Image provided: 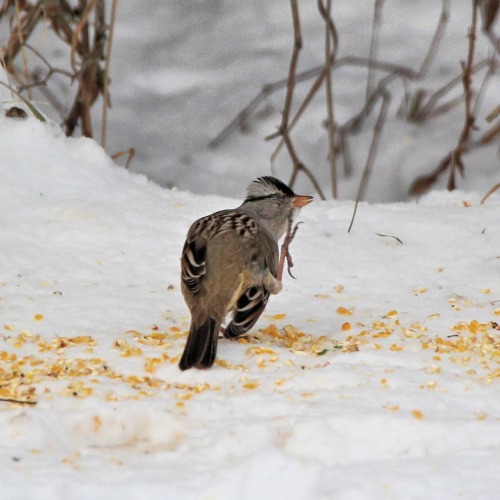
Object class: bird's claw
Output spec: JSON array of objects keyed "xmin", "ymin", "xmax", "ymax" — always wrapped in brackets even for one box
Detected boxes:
[{"xmin": 282, "ymin": 221, "xmax": 302, "ymax": 280}]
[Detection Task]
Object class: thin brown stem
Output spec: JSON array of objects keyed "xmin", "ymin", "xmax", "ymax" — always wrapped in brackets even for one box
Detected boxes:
[
  {"xmin": 280, "ymin": 0, "xmax": 302, "ymax": 129},
  {"xmin": 410, "ymin": 1, "xmax": 483, "ymax": 196},
  {"xmin": 270, "ymin": 70, "xmax": 325, "ymax": 165},
  {"xmin": 269, "ymin": 0, "xmax": 326, "ymax": 200},
  {"xmin": 3, "ymin": 0, "xmax": 43, "ymax": 70},
  {"xmin": 339, "ymin": 129, "xmax": 353, "ymax": 177},
  {"xmin": 422, "ymin": 94, "xmax": 464, "ymax": 120},
  {"xmin": 71, "ymin": 0, "xmax": 97, "ymax": 73},
  {"xmin": 347, "ymin": 200, "xmax": 359, "ymax": 233},
  {"xmin": 447, "ymin": 0, "xmax": 479, "ymax": 189},
  {"xmin": 414, "ymin": 59, "xmax": 488, "ymax": 121},
  {"xmin": 213, "ymin": 55, "xmax": 416, "ymax": 149},
  {"xmin": 0, "ymin": 397, "xmax": 37, "ymax": 405},
  {"xmin": 14, "ymin": 0, "xmax": 32, "ymax": 98},
  {"xmin": 409, "ymin": 154, "xmax": 451, "ymax": 196},
  {"xmin": 355, "ymin": 89, "xmax": 390, "ymax": 202},
  {"xmin": 101, "ymin": 0, "xmax": 117, "ymax": 149},
  {"xmin": 417, "ymin": 0, "xmax": 450, "ymax": 78},
  {"xmin": 480, "ymin": 183, "xmax": 500, "ymax": 204},
  {"xmin": 366, "ymin": 0, "xmax": 384, "ymax": 104},
  {"xmin": 477, "ymin": 122, "xmax": 500, "ymax": 144},
  {"xmin": 472, "ymin": 57, "xmax": 496, "ymax": 118},
  {"xmin": 319, "ymin": 0, "xmax": 338, "ymax": 198},
  {"xmin": 111, "ymin": 147, "xmax": 136, "ymax": 169}
]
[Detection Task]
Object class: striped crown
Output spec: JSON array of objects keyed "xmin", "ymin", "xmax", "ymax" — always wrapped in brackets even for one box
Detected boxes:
[{"xmin": 245, "ymin": 176, "xmax": 295, "ymax": 201}]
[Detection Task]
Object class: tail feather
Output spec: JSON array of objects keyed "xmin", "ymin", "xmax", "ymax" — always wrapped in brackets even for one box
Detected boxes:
[{"xmin": 179, "ymin": 317, "xmax": 220, "ymax": 370}]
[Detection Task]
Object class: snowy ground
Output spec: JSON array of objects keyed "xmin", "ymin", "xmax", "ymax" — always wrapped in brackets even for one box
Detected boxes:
[
  {"xmin": 1, "ymin": 1, "xmax": 499, "ymax": 497},
  {"xmin": 1, "ymin": 100, "xmax": 499, "ymax": 498}
]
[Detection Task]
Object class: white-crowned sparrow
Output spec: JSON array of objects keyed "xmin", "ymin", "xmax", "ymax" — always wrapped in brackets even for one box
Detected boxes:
[{"xmin": 179, "ymin": 176, "xmax": 313, "ymax": 370}]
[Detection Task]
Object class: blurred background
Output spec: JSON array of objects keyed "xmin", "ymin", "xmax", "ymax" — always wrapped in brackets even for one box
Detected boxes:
[{"xmin": 1, "ymin": 0, "xmax": 499, "ymax": 201}]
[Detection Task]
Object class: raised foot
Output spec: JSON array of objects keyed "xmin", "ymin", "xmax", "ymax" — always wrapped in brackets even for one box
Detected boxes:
[{"xmin": 263, "ymin": 274, "xmax": 282, "ymax": 295}]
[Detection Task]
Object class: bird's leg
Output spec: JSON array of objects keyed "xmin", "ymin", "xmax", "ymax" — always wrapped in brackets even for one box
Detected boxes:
[{"xmin": 278, "ymin": 219, "xmax": 302, "ymax": 281}]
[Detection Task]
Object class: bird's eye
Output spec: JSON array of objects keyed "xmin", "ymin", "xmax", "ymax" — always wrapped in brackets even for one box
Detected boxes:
[{"xmin": 271, "ymin": 193, "xmax": 283, "ymax": 200}]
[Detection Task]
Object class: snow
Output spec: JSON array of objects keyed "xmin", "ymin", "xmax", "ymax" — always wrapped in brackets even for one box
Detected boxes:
[
  {"xmin": 1, "ymin": 97, "xmax": 499, "ymax": 498},
  {"xmin": 1, "ymin": 1, "xmax": 500, "ymax": 496}
]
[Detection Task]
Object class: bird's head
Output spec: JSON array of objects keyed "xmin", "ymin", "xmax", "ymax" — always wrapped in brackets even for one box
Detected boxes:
[{"xmin": 242, "ymin": 176, "xmax": 313, "ymax": 239}]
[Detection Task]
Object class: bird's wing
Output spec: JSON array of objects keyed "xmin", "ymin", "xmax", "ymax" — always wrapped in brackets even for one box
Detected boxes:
[
  {"xmin": 180, "ymin": 235, "xmax": 207, "ymax": 293},
  {"xmin": 224, "ymin": 285, "xmax": 270, "ymax": 338},
  {"xmin": 225, "ymin": 229, "xmax": 278, "ymax": 338},
  {"xmin": 181, "ymin": 210, "xmax": 260, "ymax": 294}
]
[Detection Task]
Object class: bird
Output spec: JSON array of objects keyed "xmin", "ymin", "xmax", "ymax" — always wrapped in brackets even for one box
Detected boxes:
[{"xmin": 178, "ymin": 176, "xmax": 313, "ymax": 370}]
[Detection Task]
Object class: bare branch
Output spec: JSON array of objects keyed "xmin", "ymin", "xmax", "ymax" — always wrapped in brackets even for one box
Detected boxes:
[
  {"xmin": 355, "ymin": 89, "xmax": 390, "ymax": 202},
  {"xmin": 268, "ymin": 0, "xmax": 326, "ymax": 200},
  {"xmin": 410, "ymin": 0, "xmax": 485, "ymax": 195},
  {"xmin": 318, "ymin": 0, "xmax": 339, "ymax": 198},
  {"xmin": 101, "ymin": 0, "xmax": 118, "ymax": 149},
  {"xmin": 366, "ymin": 0, "xmax": 385, "ymax": 104},
  {"xmin": 417, "ymin": 0, "xmax": 450, "ymax": 78},
  {"xmin": 212, "ymin": 55, "xmax": 417, "ymax": 149},
  {"xmin": 0, "ymin": 397, "xmax": 37, "ymax": 405},
  {"xmin": 480, "ymin": 182, "xmax": 500, "ymax": 204},
  {"xmin": 413, "ymin": 59, "xmax": 489, "ymax": 121}
]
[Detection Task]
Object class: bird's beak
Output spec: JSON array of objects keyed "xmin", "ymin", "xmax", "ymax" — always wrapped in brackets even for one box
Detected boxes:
[{"xmin": 292, "ymin": 195, "xmax": 313, "ymax": 208}]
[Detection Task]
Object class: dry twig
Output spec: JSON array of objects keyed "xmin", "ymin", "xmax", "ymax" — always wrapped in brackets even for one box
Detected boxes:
[
  {"xmin": 410, "ymin": 0, "xmax": 482, "ymax": 195},
  {"xmin": 111, "ymin": 147, "xmax": 136, "ymax": 169},
  {"xmin": 101, "ymin": 0, "xmax": 117, "ymax": 149},
  {"xmin": 411, "ymin": 59, "xmax": 488, "ymax": 122},
  {"xmin": 366, "ymin": 0, "xmax": 384, "ymax": 104},
  {"xmin": 1, "ymin": 1, "xmax": 112, "ymax": 139},
  {"xmin": 0, "ymin": 397, "xmax": 37, "ymax": 405},
  {"xmin": 418, "ymin": 0, "xmax": 450, "ymax": 78},
  {"xmin": 356, "ymin": 89, "xmax": 391, "ymax": 202},
  {"xmin": 480, "ymin": 182, "xmax": 500, "ymax": 204},
  {"xmin": 318, "ymin": 0, "xmax": 339, "ymax": 198},
  {"xmin": 347, "ymin": 88, "xmax": 391, "ymax": 232},
  {"xmin": 268, "ymin": 0, "xmax": 326, "ymax": 200},
  {"xmin": 208, "ymin": 1, "xmax": 496, "ymax": 201},
  {"xmin": 214, "ymin": 56, "xmax": 417, "ymax": 151}
]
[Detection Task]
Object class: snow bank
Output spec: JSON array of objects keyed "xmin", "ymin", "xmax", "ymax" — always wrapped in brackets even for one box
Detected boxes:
[{"xmin": 0, "ymin": 111, "xmax": 499, "ymax": 498}]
